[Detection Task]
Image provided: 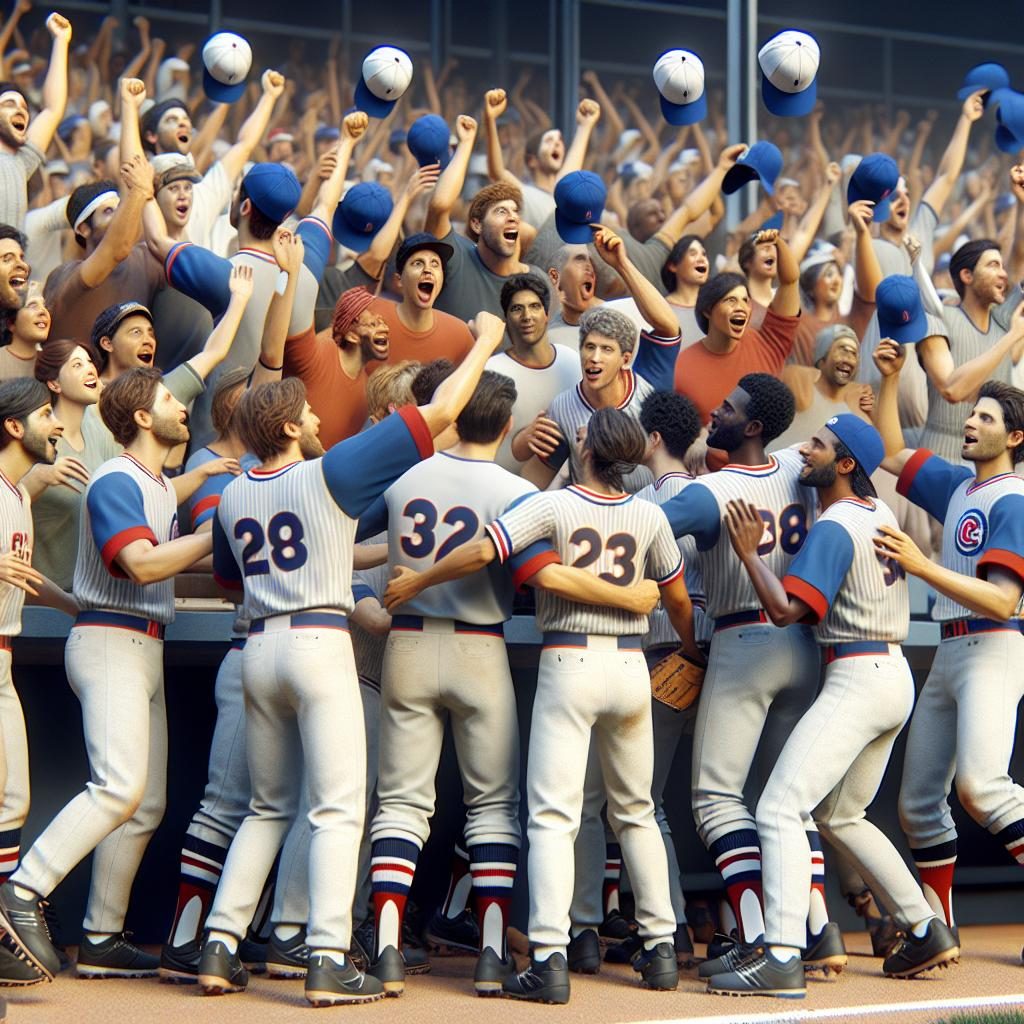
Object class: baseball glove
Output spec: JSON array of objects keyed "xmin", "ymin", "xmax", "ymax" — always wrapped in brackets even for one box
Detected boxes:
[{"xmin": 650, "ymin": 648, "xmax": 706, "ymax": 711}]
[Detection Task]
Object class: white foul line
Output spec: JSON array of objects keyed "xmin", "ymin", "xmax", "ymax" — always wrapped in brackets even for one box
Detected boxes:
[{"xmin": 622, "ymin": 990, "xmax": 1024, "ymax": 1024}]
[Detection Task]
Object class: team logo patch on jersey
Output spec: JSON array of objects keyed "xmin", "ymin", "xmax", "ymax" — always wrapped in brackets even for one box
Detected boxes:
[{"xmin": 954, "ymin": 508, "xmax": 987, "ymax": 556}]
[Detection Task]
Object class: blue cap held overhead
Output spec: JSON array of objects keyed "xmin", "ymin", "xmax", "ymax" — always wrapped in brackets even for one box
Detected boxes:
[
  {"xmin": 994, "ymin": 90, "xmax": 1024, "ymax": 154},
  {"xmin": 314, "ymin": 124, "xmax": 340, "ymax": 143},
  {"xmin": 241, "ymin": 162, "xmax": 301, "ymax": 224},
  {"xmin": 823, "ymin": 413, "xmax": 884, "ymax": 477},
  {"xmin": 652, "ymin": 49, "xmax": 707, "ymax": 126},
  {"xmin": 354, "ymin": 46, "xmax": 413, "ymax": 119},
  {"xmin": 722, "ymin": 141, "xmax": 782, "ymax": 196},
  {"xmin": 958, "ymin": 62, "xmax": 1010, "ymax": 103},
  {"xmin": 332, "ymin": 181, "xmax": 393, "ymax": 253},
  {"xmin": 760, "ymin": 210, "xmax": 784, "ymax": 232},
  {"xmin": 407, "ymin": 114, "xmax": 451, "ymax": 169},
  {"xmin": 554, "ymin": 170, "xmax": 606, "ymax": 244},
  {"xmin": 847, "ymin": 153, "xmax": 899, "ymax": 222},
  {"xmin": 758, "ymin": 29, "xmax": 820, "ymax": 118},
  {"xmin": 876, "ymin": 274, "xmax": 927, "ymax": 345}
]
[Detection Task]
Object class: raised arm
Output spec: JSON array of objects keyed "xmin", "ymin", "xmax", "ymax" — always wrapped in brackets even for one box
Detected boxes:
[
  {"xmin": 425, "ymin": 114, "xmax": 476, "ymax": 239},
  {"xmin": 252, "ymin": 228, "xmax": 304, "ymax": 386},
  {"xmin": 581, "ymin": 70, "xmax": 623, "ymax": 147},
  {"xmin": 788, "ymin": 162, "xmax": 840, "ymax": 264},
  {"xmin": 654, "ymin": 143, "xmax": 745, "ymax": 249},
  {"xmin": 26, "ymin": 13, "xmax": 72, "ymax": 153},
  {"xmin": 187, "ymin": 265, "xmax": 254, "ymax": 381},
  {"xmin": 558, "ymin": 98, "xmax": 600, "ymax": 179},
  {"xmin": 871, "ymin": 338, "xmax": 914, "ymax": 475},
  {"xmin": 0, "ymin": 0, "xmax": 31, "ymax": 71},
  {"xmin": 767, "ymin": 229, "xmax": 800, "ymax": 317},
  {"xmin": 216, "ymin": 70, "xmax": 287, "ymax": 183},
  {"xmin": 118, "ymin": 17, "xmax": 152, "ymax": 85},
  {"xmin": 308, "ymin": 110, "xmax": 367, "ymax": 223},
  {"xmin": 849, "ymin": 198, "xmax": 882, "ymax": 301},
  {"xmin": 117, "ymin": 76, "xmax": 146, "ymax": 163},
  {"xmin": 482, "ymin": 88, "xmax": 523, "ymax": 189},
  {"xmin": 921, "ymin": 91, "xmax": 984, "ymax": 219}
]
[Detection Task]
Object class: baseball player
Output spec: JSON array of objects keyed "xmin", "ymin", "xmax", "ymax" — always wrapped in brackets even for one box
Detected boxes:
[
  {"xmin": 656, "ymin": 374, "xmax": 833, "ymax": 972},
  {"xmin": 388, "ymin": 407, "xmax": 698, "ymax": 1003},
  {"xmin": 871, "ymin": 340, "xmax": 1024, "ymax": 947},
  {"xmin": 0, "ymin": 379, "xmax": 78, "ymax": 987},
  {"xmin": 0, "ymin": 369, "xmax": 213, "ymax": 982},
  {"xmin": 196, "ymin": 314, "xmax": 506, "ymax": 1006},
  {"xmin": 708, "ymin": 414, "xmax": 959, "ymax": 996}
]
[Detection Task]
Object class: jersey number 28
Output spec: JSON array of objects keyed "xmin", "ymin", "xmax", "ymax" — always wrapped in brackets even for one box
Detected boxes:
[{"xmin": 235, "ymin": 513, "xmax": 308, "ymax": 576}]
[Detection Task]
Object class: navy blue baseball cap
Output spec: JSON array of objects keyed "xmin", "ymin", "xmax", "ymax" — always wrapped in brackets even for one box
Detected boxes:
[
  {"xmin": 995, "ymin": 90, "xmax": 1024, "ymax": 154},
  {"xmin": 396, "ymin": 232, "xmax": 454, "ymax": 274},
  {"xmin": 407, "ymin": 114, "xmax": 451, "ymax": 169},
  {"xmin": 314, "ymin": 124, "xmax": 341, "ymax": 144},
  {"xmin": 823, "ymin": 413, "xmax": 884, "ymax": 477},
  {"xmin": 241, "ymin": 163, "xmax": 301, "ymax": 224},
  {"xmin": 554, "ymin": 170, "xmax": 606, "ymax": 244},
  {"xmin": 760, "ymin": 210, "xmax": 784, "ymax": 231},
  {"xmin": 847, "ymin": 153, "xmax": 899, "ymax": 222},
  {"xmin": 722, "ymin": 141, "xmax": 782, "ymax": 196},
  {"xmin": 958, "ymin": 62, "xmax": 1010, "ymax": 103},
  {"xmin": 876, "ymin": 274, "xmax": 927, "ymax": 344},
  {"xmin": 332, "ymin": 182, "xmax": 393, "ymax": 253}
]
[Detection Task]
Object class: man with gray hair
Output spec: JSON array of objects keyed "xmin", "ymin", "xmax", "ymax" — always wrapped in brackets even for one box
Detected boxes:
[
  {"xmin": 545, "ymin": 245, "xmax": 605, "ymax": 347},
  {"xmin": 521, "ymin": 227, "xmax": 680, "ymax": 493}
]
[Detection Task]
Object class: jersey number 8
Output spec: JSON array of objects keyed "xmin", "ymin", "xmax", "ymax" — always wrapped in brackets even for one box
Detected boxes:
[
  {"xmin": 235, "ymin": 512, "xmax": 308, "ymax": 576},
  {"xmin": 755, "ymin": 503, "xmax": 808, "ymax": 556}
]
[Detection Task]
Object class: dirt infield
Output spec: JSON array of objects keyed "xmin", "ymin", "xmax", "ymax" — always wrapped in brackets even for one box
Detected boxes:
[{"xmin": 4, "ymin": 925, "xmax": 1022, "ymax": 1024}]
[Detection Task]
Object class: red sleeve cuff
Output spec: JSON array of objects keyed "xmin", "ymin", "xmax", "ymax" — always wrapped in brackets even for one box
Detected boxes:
[
  {"xmin": 164, "ymin": 241, "xmax": 192, "ymax": 284},
  {"xmin": 191, "ymin": 494, "xmax": 219, "ymax": 528},
  {"xmin": 896, "ymin": 448, "xmax": 932, "ymax": 499},
  {"xmin": 782, "ymin": 574, "xmax": 828, "ymax": 624},
  {"xmin": 397, "ymin": 405, "xmax": 435, "ymax": 461},
  {"xmin": 214, "ymin": 572, "xmax": 243, "ymax": 591},
  {"xmin": 512, "ymin": 549, "xmax": 562, "ymax": 589},
  {"xmin": 657, "ymin": 558, "xmax": 685, "ymax": 587},
  {"xmin": 977, "ymin": 548, "xmax": 1024, "ymax": 586},
  {"xmin": 101, "ymin": 526, "xmax": 158, "ymax": 578}
]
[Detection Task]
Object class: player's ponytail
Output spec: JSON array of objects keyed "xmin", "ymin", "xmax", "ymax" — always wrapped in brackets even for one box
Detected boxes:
[{"xmin": 585, "ymin": 407, "xmax": 646, "ymax": 491}]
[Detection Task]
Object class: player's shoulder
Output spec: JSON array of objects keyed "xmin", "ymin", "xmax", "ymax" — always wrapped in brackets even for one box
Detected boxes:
[{"xmin": 987, "ymin": 472, "xmax": 1024, "ymax": 500}]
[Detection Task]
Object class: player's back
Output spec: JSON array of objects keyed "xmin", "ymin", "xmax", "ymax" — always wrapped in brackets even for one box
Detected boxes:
[
  {"xmin": 217, "ymin": 459, "xmax": 357, "ymax": 621},
  {"xmin": 385, "ymin": 452, "xmax": 537, "ymax": 623}
]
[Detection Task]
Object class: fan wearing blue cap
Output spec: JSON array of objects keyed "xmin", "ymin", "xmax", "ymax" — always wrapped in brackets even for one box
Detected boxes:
[{"xmin": 712, "ymin": 410, "xmax": 960, "ymax": 996}]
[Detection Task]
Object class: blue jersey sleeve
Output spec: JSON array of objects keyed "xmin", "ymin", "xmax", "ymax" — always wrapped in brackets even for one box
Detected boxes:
[
  {"xmin": 165, "ymin": 242, "xmax": 232, "ymax": 319},
  {"xmin": 661, "ymin": 482, "xmax": 721, "ymax": 549},
  {"xmin": 297, "ymin": 216, "xmax": 333, "ymax": 283},
  {"xmin": 188, "ymin": 470, "xmax": 231, "ymax": 530},
  {"xmin": 322, "ymin": 406, "xmax": 434, "ymax": 519},
  {"xmin": 212, "ymin": 512, "xmax": 243, "ymax": 591},
  {"xmin": 781, "ymin": 521, "xmax": 855, "ymax": 624},
  {"xmin": 978, "ymin": 492, "xmax": 1024, "ymax": 586},
  {"xmin": 355, "ymin": 495, "xmax": 389, "ymax": 543},
  {"xmin": 86, "ymin": 472, "xmax": 157, "ymax": 577},
  {"xmin": 631, "ymin": 328, "xmax": 682, "ymax": 392},
  {"xmin": 897, "ymin": 449, "xmax": 972, "ymax": 523}
]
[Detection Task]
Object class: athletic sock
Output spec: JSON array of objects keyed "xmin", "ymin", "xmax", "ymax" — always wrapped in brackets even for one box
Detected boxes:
[
  {"xmin": 768, "ymin": 945, "xmax": 800, "ymax": 963},
  {"xmin": 709, "ymin": 829, "xmax": 765, "ymax": 943},
  {"xmin": 441, "ymin": 843, "xmax": 472, "ymax": 919},
  {"xmin": 602, "ymin": 841, "xmax": 623, "ymax": 917},
  {"xmin": 274, "ymin": 924, "xmax": 301, "ymax": 942},
  {"xmin": 370, "ymin": 836, "xmax": 420, "ymax": 956},
  {"xmin": 311, "ymin": 948, "xmax": 345, "ymax": 967},
  {"xmin": 912, "ymin": 840, "xmax": 957, "ymax": 927},
  {"xmin": 910, "ymin": 915, "xmax": 936, "ymax": 939},
  {"xmin": 168, "ymin": 834, "xmax": 229, "ymax": 948},
  {"xmin": 806, "ymin": 828, "xmax": 829, "ymax": 941},
  {"xmin": 997, "ymin": 819, "xmax": 1024, "ymax": 866},
  {"xmin": 208, "ymin": 929, "xmax": 238, "ymax": 954},
  {"xmin": 0, "ymin": 828, "xmax": 20, "ymax": 885},
  {"xmin": 469, "ymin": 841, "xmax": 517, "ymax": 958}
]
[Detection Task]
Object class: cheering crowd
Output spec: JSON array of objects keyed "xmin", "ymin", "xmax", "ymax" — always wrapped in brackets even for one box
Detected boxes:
[{"xmin": 0, "ymin": 1, "xmax": 1022, "ymax": 1009}]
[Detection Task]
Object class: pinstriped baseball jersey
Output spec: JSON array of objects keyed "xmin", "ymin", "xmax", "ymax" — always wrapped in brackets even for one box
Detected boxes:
[
  {"xmin": 898, "ymin": 449, "xmax": 1024, "ymax": 621},
  {"xmin": 0, "ymin": 471, "xmax": 32, "ymax": 637},
  {"xmin": 661, "ymin": 446, "xmax": 817, "ymax": 621},
  {"xmin": 782, "ymin": 497, "xmax": 909, "ymax": 643},
  {"xmin": 380, "ymin": 452, "xmax": 541, "ymax": 623},
  {"xmin": 635, "ymin": 472, "xmax": 711, "ymax": 648},
  {"xmin": 486, "ymin": 483, "xmax": 683, "ymax": 635},
  {"xmin": 74, "ymin": 454, "xmax": 179, "ymax": 623},
  {"xmin": 212, "ymin": 406, "xmax": 435, "ymax": 620},
  {"xmin": 546, "ymin": 372, "xmax": 655, "ymax": 492}
]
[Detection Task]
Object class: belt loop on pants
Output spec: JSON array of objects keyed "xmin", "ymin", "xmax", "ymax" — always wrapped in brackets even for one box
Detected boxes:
[
  {"xmin": 390, "ymin": 614, "xmax": 504, "ymax": 637},
  {"xmin": 542, "ymin": 631, "xmax": 643, "ymax": 650},
  {"xmin": 713, "ymin": 609, "xmax": 769, "ymax": 632},
  {"xmin": 249, "ymin": 611, "xmax": 349, "ymax": 634},
  {"xmin": 940, "ymin": 617, "xmax": 1024, "ymax": 641},
  {"xmin": 75, "ymin": 610, "xmax": 165, "ymax": 640},
  {"xmin": 822, "ymin": 641, "xmax": 899, "ymax": 665}
]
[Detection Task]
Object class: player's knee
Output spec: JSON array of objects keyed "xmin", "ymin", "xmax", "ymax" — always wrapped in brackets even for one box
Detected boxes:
[{"xmin": 953, "ymin": 774, "xmax": 995, "ymax": 823}]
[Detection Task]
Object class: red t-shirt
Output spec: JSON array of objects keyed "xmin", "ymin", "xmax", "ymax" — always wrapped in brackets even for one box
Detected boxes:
[
  {"xmin": 283, "ymin": 327, "xmax": 372, "ymax": 447},
  {"xmin": 673, "ymin": 308, "xmax": 800, "ymax": 424},
  {"xmin": 370, "ymin": 298, "xmax": 475, "ymax": 369}
]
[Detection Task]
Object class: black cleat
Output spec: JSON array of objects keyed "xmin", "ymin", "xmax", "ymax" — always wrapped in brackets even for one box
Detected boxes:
[
  {"xmin": 604, "ymin": 933, "xmax": 641, "ymax": 964},
  {"xmin": 707, "ymin": 949, "xmax": 806, "ymax": 998},
  {"xmin": 502, "ymin": 951, "xmax": 570, "ymax": 1004},
  {"xmin": 882, "ymin": 919, "xmax": 959, "ymax": 978},
  {"xmin": 198, "ymin": 939, "xmax": 248, "ymax": 995},
  {"xmin": 305, "ymin": 955, "xmax": 385, "ymax": 1006},
  {"xmin": 699, "ymin": 938, "xmax": 762, "ymax": 979},
  {"xmin": 474, "ymin": 947, "xmax": 515, "ymax": 996},
  {"xmin": 158, "ymin": 939, "xmax": 199, "ymax": 983},
  {"xmin": 566, "ymin": 928, "xmax": 600, "ymax": 974},
  {"xmin": 424, "ymin": 908, "xmax": 479, "ymax": 955},
  {"xmin": 803, "ymin": 922, "xmax": 848, "ymax": 975},
  {"xmin": 598, "ymin": 909, "xmax": 635, "ymax": 941},
  {"xmin": 238, "ymin": 936, "xmax": 267, "ymax": 974},
  {"xmin": 402, "ymin": 918, "xmax": 431, "ymax": 975},
  {"xmin": 0, "ymin": 941, "xmax": 44, "ymax": 987},
  {"xmin": 76, "ymin": 933, "xmax": 159, "ymax": 978},
  {"xmin": 0, "ymin": 884, "xmax": 60, "ymax": 981},
  {"xmin": 367, "ymin": 944, "xmax": 405, "ymax": 996},
  {"xmin": 266, "ymin": 928, "xmax": 309, "ymax": 978},
  {"xmin": 632, "ymin": 941, "xmax": 679, "ymax": 990},
  {"xmin": 675, "ymin": 924, "xmax": 698, "ymax": 968},
  {"xmin": 705, "ymin": 930, "xmax": 737, "ymax": 961}
]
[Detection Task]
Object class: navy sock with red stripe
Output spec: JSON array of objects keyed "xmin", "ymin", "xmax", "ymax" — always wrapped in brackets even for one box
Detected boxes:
[
  {"xmin": 0, "ymin": 828, "xmax": 19, "ymax": 885},
  {"xmin": 168, "ymin": 834, "xmax": 229, "ymax": 947},
  {"xmin": 912, "ymin": 839, "xmax": 957, "ymax": 927},
  {"xmin": 370, "ymin": 836, "xmax": 420, "ymax": 957},
  {"xmin": 469, "ymin": 841, "xmax": 518, "ymax": 957},
  {"xmin": 603, "ymin": 841, "xmax": 623, "ymax": 917},
  {"xmin": 709, "ymin": 829, "xmax": 765, "ymax": 943},
  {"xmin": 998, "ymin": 819, "xmax": 1024, "ymax": 866}
]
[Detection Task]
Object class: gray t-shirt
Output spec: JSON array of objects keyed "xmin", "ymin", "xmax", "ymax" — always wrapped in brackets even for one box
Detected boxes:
[{"xmin": 0, "ymin": 142, "xmax": 44, "ymax": 230}]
